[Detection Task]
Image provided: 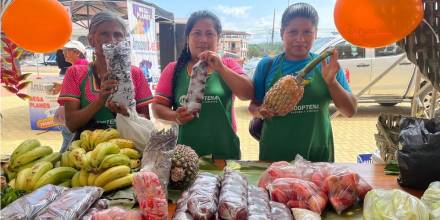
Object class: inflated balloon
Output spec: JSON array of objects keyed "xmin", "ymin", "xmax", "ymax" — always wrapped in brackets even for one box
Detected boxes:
[
  {"xmin": 1, "ymin": 0, "xmax": 72, "ymax": 53},
  {"xmin": 334, "ymin": 0, "xmax": 423, "ymax": 48}
]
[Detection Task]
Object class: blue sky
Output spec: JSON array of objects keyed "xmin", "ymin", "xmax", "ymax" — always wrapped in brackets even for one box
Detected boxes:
[{"xmin": 152, "ymin": 0, "xmax": 338, "ymax": 43}]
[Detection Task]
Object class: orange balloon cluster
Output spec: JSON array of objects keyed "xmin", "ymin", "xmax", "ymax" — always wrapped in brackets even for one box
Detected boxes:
[
  {"xmin": 1, "ymin": 0, "xmax": 72, "ymax": 53},
  {"xmin": 334, "ymin": 0, "xmax": 424, "ymax": 48}
]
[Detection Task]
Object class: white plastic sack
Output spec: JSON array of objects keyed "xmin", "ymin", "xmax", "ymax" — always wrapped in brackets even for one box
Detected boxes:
[{"xmin": 116, "ymin": 107, "xmax": 155, "ymax": 152}]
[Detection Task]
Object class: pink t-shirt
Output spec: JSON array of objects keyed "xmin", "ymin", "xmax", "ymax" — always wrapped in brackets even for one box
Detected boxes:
[
  {"xmin": 154, "ymin": 57, "xmax": 244, "ymax": 132},
  {"xmin": 58, "ymin": 65, "xmax": 153, "ymax": 112},
  {"xmin": 73, "ymin": 58, "xmax": 89, "ymax": 66}
]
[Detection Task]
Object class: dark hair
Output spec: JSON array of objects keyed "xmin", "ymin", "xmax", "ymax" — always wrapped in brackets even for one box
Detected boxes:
[
  {"xmin": 172, "ymin": 10, "xmax": 222, "ymax": 102},
  {"xmin": 280, "ymin": 3, "xmax": 319, "ymax": 36},
  {"xmin": 88, "ymin": 11, "xmax": 127, "ymax": 37}
]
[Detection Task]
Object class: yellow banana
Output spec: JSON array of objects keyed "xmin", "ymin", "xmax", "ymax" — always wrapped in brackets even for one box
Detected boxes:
[
  {"xmin": 61, "ymin": 151, "xmax": 72, "ymax": 167},
  {"xmin": 33, "ymin": 167, "xmax": 77, "ymax": 189},
  {"xmin": 98, "ymin": 154, "xmax": 131, "ymax": 171},
  {"xmin": 5, "ymin": 165, "xmax": 17, "ymax": 180},
  {"xmin": 39, "ymin": 152, "xmax": 62, "ymax": 165},
  {"xmin": 88, "ymin": 172, "xmax": 97, "ymax": 186},
  {"xmin": 103, "ymin": 173, "xmax": 134, "ymax": 192},
  {"xmin": 71, "ymin": 171, "xmax": 81, "ymax": 187},
  {"xmin": 58, "ymin": 180, "xmax": 71, "ymax": 187},
  {"xmin": 8, "ymin": 178, "xmax": 16, "ymax": 188},
  {"xmin": 11, "ymin": 146, "xmax": 53, "ymax": 169},
  {"xmin": 91, "ymin": 142, "xmax": 120, "ymax": 168},
  {"xmin": 130, "ymin": 159, "xmax": 141, "ymax": 169},
  {"xmin": 69, "ymin": 148, "xmax": 87, "ymax": 169},
  {"xmin": 109, "ymin": 138, "xmax": 135, "ymax": 149},
  {"xmin": 10, "ymin": 139, "xmax": 41, "ymax": 165},
  {"xmin": 79, "ymin": 169, "xmax": 89, "ymax": 186},
  {"xmin": 29, "ymin": 161, "xmax": 53, "ymax": 190},
  {"xmin": 89, "ymin": 129, "xmax": 104, "ymax": 149},
  {"xmin": 94, "ymin": 165, "xmax": 130, "ymax": 187},
  {"xmin": 69, "ymin": 140, "xmax": 82, "ymax": 151},
  {"xmin": 120, "ymin": 148, "xmax": 141, "ymax": 159},
  {"xmin": 80, "ymin": 130, "xmax": 92, "ymax": 151},
  {"xmin": 15, "ymin": 167, "xmax": 32, "ymax": 190},
  {"xmin": 94, "ymin": 128, "xmax": 120, "ymax": 146}
]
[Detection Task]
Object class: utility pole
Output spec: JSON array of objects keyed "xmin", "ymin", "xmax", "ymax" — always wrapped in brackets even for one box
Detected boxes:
[{"xmin": 271, "ymin": 8, "xmax": 275, "ymax": 47}]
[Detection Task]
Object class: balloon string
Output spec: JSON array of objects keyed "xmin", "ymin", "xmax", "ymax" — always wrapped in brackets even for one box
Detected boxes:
[{"xmin": 422, "ymin": 19, "xmax": 439, "ymax": 43}]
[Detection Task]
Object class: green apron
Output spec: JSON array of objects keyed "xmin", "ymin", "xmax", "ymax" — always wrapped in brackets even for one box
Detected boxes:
[
  {"xmin": 173, "ymin": 67, "xmax": 240, "ymax": 160},
  {"xmin": 260, "ymin": 54, "xmax": 334, "ymax": 162},
  {"xmin": 79, "ymin": 66, "xmax": 116, "ymax": 128}
]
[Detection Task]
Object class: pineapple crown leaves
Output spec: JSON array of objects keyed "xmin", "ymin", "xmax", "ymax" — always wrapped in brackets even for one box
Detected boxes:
[{"xmin": 1, "ymin": 35, "xmax": 32, "ymax": 100}]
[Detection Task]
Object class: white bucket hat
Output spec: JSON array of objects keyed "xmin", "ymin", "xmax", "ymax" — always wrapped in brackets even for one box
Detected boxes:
[{"xmin": 64, "ymin": 40, "xmax": 86, "ymax": 55}]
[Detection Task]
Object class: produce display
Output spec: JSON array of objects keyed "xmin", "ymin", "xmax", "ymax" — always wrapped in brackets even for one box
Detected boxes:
[{"xmin": 170, "ymin": 144, "xmax": 199, "ymax": 189}]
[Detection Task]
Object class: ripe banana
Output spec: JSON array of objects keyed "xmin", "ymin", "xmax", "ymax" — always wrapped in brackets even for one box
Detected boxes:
[
  {"xmin": 94, "ymin": 128, "xmax": 120, "ymax": 146},
  {"xmin": 71, "ymin": 171, "xmax": 81, "ymax": 187},
  {"xmin": 130, "ymin": 159, "xmax": 141, "ymax": 169},
  {"xmin": 80, "ymin": 130, "xmax": 92, "ymax": 151},
  {"xmin": 89, "ymin": 129, "xmax": 104, "ymax": 149},
  {"xmin": 69, "ymin": 140, "xmax": 82, "ymax": 151},
  {"xmin": 109, "ymin": 138, "xmax": 135, "ymax": 149},
  {"xmin": 29, "ymin": 161, "xmax": 53, "ymax": 190},
  {"xmin": 120, "ymin": 148, "xmax": 141, "ymax": 159},
  {"xmin": 59, "ymin": 180, "xmax": 71, "ymax": 187},
  {"xmin": 15, "ymin": 167, "xmax": 32, "ymax": 190},
  {"xmin": 91, "ymin": 142, "xmax": 120, "ymax": 168},
  {"xmin": 88, "ymin": 172, "xmax": 97, "ymax": 186},
  {"xmin": 98, "ymin": 154, "xmax": 131, "ymax": 171},
  {"xmin": 61, "ymin": 151, "xmax": 72, "ymax": 167},
  {"xmin": 94, "ymin": 165, "xmax": 130, "ymax": 187},
  {"xmin": 33, "ymin": 167, "xmax": 77, "ymax": 189},
  {"xmin": 11, "ymin": 146, "xmax": 53, "ymax": 169},
  {"xmin": 39, "ymin": 152, "xmax": 62, "ymax": 165},
  {"xmin": 10, "ymin": 139, "xmax": 41, "ymax": 165},
  {"xmin": 79, "ymin": 169, "xmax": 89, "ymax": 186},
  {"xmin": 69, "ymin": 148, "xmax": 88, "ymax": 169},
  {"xmin": 103, "ymin": 173, "xmax": 134, "ymax": 192}
]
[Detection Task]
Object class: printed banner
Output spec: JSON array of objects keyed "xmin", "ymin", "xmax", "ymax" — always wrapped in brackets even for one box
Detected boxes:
[
  {"xmin": 127, "ymin": 0, "xmax": 160, "ymax": 89},
  {"xmin": 28, "ymin": 76, "xmax": 62, "ymax": 131}
]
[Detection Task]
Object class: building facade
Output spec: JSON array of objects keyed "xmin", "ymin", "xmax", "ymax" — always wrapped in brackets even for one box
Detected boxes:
[{"xmin": 220, "ymin": 30, "xmax": 250, "ymax": 63}]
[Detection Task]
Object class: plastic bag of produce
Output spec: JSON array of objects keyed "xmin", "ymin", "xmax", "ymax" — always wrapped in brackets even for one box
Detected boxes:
[
  {"xmin": 141, "ymin": 125, "xmax": 178, "ymax": 194},
  {"xmin": 258, "ymin": 161, "xmax": 301, "ymax": 189},
  {"xmin": 270, "ymin": 201, "xmax": 293, "ymax": 219},
  {"xmin": 268, "ymin": 178, "xmax": 327, "ymax": 214},
  {"xmin": 247, "ymin": 185, "xmax": 272, "ymax": 220},
  {"xmin": 185, "ymin": 60, "xmax": 209, "ymax": 117},
  {"xmin": 218, "ymin": 169, "xmax": 248, "ymax": 220},
  {"xmin": 421, "ymin": 181, "xmax": 440, "ymax": 219},
  {"xmin": 36, "ymin": 186, "xmax": 103, "ymax": 220},
  {"xmin": 356, "ymin": 176, "xmax": 372, "ymax": 200},
  {"xmin": 133, "ymin": 171, "xmax": 168, "ymax": 220},
  {"xmin": 187, "ymin": 172, "xmax": 221, "ymax": 220},
  {"xmin": 398, "ymin": 117, "xmax": 440, "ymax": 189},
  {"xmin": 116, "ymin": 107, "xmax": 155, "ymax": 152},
  {"xmin": 291, "ymin": 208, "xmax": 321, "ymax": 220},
  {"xmin": 324, "ymin": 168, "xmax": 360, "ymax": 214},
  {"xmin": 91, "ymin": 207, "xmax": 144, "ymax": 220},
  {"xmin": 0, "ymin": 184, "xmax": 65, "ymax": 220},
  {"xmin": 363, "ymin": 189, "xmax": 430, "ymax": 220},
  {"xmin": 81, "ymin": 199, "xmax": 109, "ymax": 220}
]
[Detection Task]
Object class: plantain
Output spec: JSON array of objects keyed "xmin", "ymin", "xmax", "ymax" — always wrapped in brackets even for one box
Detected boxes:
[
  {"xmin": 94, "ymin": 165, "xmax": 130, "ymax": 187},
  {"xmin": 102, "ymin": 173, "xmax": 134, "ymax": 192},
  {"xmin": 33, "ymin": 167, "xmax": 77, "ymax": 189}
]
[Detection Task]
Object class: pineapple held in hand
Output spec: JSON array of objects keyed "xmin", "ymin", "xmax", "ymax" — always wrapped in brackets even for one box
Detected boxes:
[{"xmin": 260, "ymin": 48, "xmax": 334, "ymax": 117}]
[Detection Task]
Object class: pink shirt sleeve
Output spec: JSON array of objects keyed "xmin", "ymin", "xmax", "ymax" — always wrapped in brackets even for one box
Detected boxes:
[
  {"xmin": 154, "ymin": 62, "xmax": 176, "ymax": 106},
  {"xmin": 222, "ymin": 57, "xmax": 244, "ymax": 75},
  {"xmin": 131, "ymin": 66, "xmax": 153, "ymax": 108},
  {"xmin": 58, "ymin": 65, "xmax": 87, "ymax": 105}
]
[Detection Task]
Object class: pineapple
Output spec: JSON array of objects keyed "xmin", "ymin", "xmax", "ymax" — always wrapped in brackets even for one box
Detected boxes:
[
  {"xmin": 169, "ymin": 144, "xmax": 199, "ymax": 189},
  {"xmin": 260, "ymin": 48, "xmax": 334, "ymax": 117}
]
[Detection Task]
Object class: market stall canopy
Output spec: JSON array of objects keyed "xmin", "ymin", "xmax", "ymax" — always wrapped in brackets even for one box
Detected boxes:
[{"xmin": 59, "ymin": 0, "xmax": 174, "ymax": 29}]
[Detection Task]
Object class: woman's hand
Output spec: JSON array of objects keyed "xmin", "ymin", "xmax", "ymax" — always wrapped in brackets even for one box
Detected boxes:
[
  {"xmin": 321, "ymin": 49, "xmax": 341, "ymax": 87},
  {"xmin": 98, "ymin": 79, "xmax": 118, "ymax": 104},
  {"xmin": 174, "ymin": 107, "xmax": 195, "ymax": 125},
  {"xmin": 259, "ymin": 107, "xmax": 275, "ymax": 119},
  {"xmin": 106, "ymin": 101, "xmax": 129, "ymax": 116},
  {"xmin": 198, "ymin": 51, "xmax": 225, "ymax": 73}
]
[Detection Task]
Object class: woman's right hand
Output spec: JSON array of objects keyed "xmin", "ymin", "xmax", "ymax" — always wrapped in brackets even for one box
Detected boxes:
[
  {"xmin": 259, "ymin": 108, "xmax": 275, "ymax": 119},
  {"xmin": 174, "ymin": 107, "xmax": 195, "ymax": 125},
  {"xmin": 98, "ymin": 79, "xmax": 118, "ymax": 104}
]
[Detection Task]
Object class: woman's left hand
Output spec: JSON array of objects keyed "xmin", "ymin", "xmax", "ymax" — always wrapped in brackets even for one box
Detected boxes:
[
  {"xmin": 198, "ymin": 51, "xmax": 225, "ymax": 72},
  {"xmin": 321, "ymin": 49, "xmax": 341, "ymax": 86},
  {"xmin": 107, "ymin": 101, "xmax": 129, "ymax": 117}
]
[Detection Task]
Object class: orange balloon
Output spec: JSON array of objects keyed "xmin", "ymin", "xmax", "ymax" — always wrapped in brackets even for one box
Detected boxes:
[
  {"xmin": 334, "ymin": 0, "xmax": 424, "ymax": 48},
  {"xmin": 1, "ymin": 0, "xmax": 72, "ymax": 53}
]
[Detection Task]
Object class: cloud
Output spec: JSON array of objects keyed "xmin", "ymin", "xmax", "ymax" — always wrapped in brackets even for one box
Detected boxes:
[{"xmin": 216, "ymin": 5, "xmax": 252, "ymax": 17}]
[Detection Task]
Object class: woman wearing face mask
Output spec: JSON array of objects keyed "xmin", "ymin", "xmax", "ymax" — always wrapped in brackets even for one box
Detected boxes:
[
  {"xmin": 152, "ymin": 10, "xmax": 254, "ymax": 160},
  {"xmin": 249, "ymin": 3, "xmax": 357, "ymax": 162},
  {"xmin": 57, "ymin": 12, "xmax": 153, "ymax": 144}
]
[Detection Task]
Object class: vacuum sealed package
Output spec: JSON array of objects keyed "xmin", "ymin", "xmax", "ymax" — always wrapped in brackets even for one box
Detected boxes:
[
  {"xmin": 218, "ymin": 169, "xmax": 248, "ymax": 220},
  {"xmin": 36, "ymin": 186, "xmax": 103, "ymax": 220},
  {"xmin": 81, "ymin": 199, "xmax": 109, "ymax": 220},
  {"xmin": 0, "ymin": 184, "xmax": 65, "ymax": 220},
  {"xmin": 185, "ymin": 60, "xmax": 209, "ymax": 117},
  {"xmin": 133, "ymin": 171, "xmax": 168, "ymax": 220},
  {"xmin": 247, "ymin": 185, "xmax": 272, "ymax": 220},
  {"xmin": 102, "ymin": 40, "xmax": 135, "ymax": 108},
  {"xmin": 270, "ymin": 201, "xmax": 293, "ymax": 219},
  {"xmin": 172, "ymin": 191, "xmax": 194, "ymax": 220},
  {"xmin": 187, "ymin": 172, "xmax": 221, "ymax": 220}
]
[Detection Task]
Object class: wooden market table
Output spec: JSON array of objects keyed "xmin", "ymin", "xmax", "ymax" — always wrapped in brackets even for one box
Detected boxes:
[{"xmin": 166, "ymin": 163, "xmax": 424, "ymax": 219}]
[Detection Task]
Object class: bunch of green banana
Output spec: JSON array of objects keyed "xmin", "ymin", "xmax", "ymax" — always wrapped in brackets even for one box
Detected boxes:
[
  {"xmin": 68, "ymin": 140, "xmax": 82, "ymax": 150},
  {"xmin": 33, "ymin": 167, "xmax": 77, "ymax": 190},
  {"xmin": 77, "ymin": 128, "xmax": 121, "ymax": 151},
  {"xmin": 80, "ymin": 130, "xmax": 93, "ymax": 151},
  {"xmin": 94, "ymin": 128, "xmax": 120, "ymax": 147}
]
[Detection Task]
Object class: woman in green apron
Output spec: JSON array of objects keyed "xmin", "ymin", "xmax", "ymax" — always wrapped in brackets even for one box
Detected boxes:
[
  {"xmin": 249, "ymin": 3, "xmax": 357, "ymax": 162},
  {"xmin": 152, "ymin": 11, "xmax": 254, "ymax": 160},
  {"xmin": 58, "ymin": 12, "xmax": 153, "ymax": 151}
]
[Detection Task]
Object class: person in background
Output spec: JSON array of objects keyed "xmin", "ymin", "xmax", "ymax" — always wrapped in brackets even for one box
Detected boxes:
[
  {"xmin": 63, "ymin": 40, "xmax": 89, "ymax": 66},
  {"xmin": 57, "ymin": 12, "xmax": 153, "ymax": 151},
  {"xmin": 55, "ymin": 49, "xmax": 71, "ymax": 76},
  {"xmin": 248, "ymin": 3, "xmax": 357, "ymax": 162},
  {"xmin": 152, "ymin": 10, "xmax": 254, "ymax": 160}
]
